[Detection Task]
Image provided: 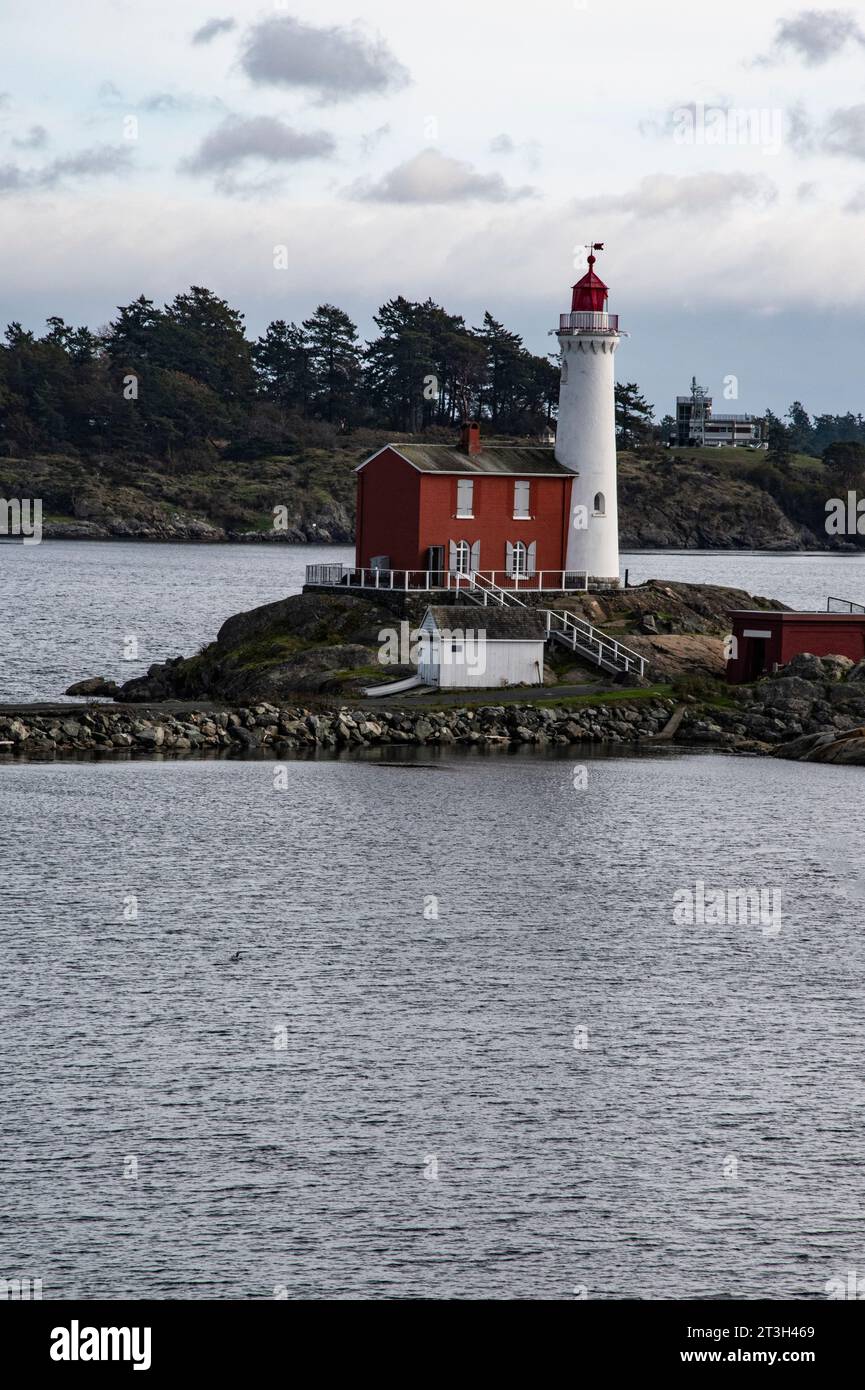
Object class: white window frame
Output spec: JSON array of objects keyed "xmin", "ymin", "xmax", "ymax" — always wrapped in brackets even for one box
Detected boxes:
[
  {"xmin": 512, "ymin": 540, "xmax": 528, "ymax": 576},
  {"xmin": 456, "ymin": 479, "xmax": 474, "ymax": 518},
  {"xmin": 454, "ymin": 540, "xmax": 471, "ymax": 574},
  {"xmin": 513, "ymin": 480, "xmax": 531, "ymax": 519}
]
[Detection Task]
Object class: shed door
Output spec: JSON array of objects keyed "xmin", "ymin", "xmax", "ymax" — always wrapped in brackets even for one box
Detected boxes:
[{"xmin": 744, "ymin": 637, "xmax": 768, "ymax": 681}]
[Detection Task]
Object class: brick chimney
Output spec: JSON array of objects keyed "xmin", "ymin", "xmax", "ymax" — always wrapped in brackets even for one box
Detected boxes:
[{"xmin": 460, "ymin": 421, "xmax": 481, "ymax": 455}]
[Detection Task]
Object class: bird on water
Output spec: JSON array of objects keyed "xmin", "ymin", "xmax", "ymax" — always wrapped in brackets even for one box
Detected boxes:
[{"xmin": 229, "ymin": 951, "xmax": 242, "ymax": 963}]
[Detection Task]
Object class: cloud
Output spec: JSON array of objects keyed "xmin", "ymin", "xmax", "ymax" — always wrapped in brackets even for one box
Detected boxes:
[
  {"xmin": 0, "ymin": 93, "xmax": 11, "ymax": 111},
  {"xmin": 180, "ymin": 114, "xmax": 334, "ymax": 194},
  {"xmin": 360, "ymin": 123, "xmax": 391, "ymax": 156},
  {"xmin": 12, "ymin": 124, "xmax": 48, "ymax": 151},
  {"xmin": 192, "ymin": 17, "xmax": 236, "ymax": 46},
  {"xmin": 39, "ymin": 144, "xmax": 134, "ymax": 187},
  {"xmin": 490, "ymin": 133, "xmax": 515, "ymax": 155},
  {"xmin": 796, "ymin": 181, "xmax": 818, "ymax": 202},
  {"xmin": 571, "ymin": 171, "xmax": 778, "ymax": 218},
  {"xmin": 239, "ymin": 14, "xmax": 409, "ymax": 104},
  {"xmin": 183, "ymin": 114, "xmax": 335, "ymax": 172},
  {"xmin": 0, "ymin": 143, "xmax": 134, "ymax": 195},
  {"xmin": 787, "ymin": 103, "xmax": 816, "ymax": 154},
  {"xmin": 0, "ymin": 163, "xmax": 25, "ymax": 191},
  {"xmin": 823, "ymin": 104, "xmax": 865, "ymax": 160},
  {"xmin": 97, "ymin": 81, "xmax": 124, "ymax": 104},
  {"xmin": 349, "ymin": 147, "xmax": 535, "ymax": 204},
  {"xmin": 844, "ymin": 186, "xmax": 865, "ymax": 213},
  {"xmin": 140, "ymin": 91, "xmax": 224, "ymax": 114},
  {"xmin": 758, "ymin": 8, "xmax": 865, "ymax": 66}
]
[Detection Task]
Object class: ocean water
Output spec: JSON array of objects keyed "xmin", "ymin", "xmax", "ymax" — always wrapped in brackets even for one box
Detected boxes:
[
  {"xmin": 1, "ymin": 747, "xmax": 864, "ymax": 1300},
  {"xmin": 2, "ymin": 540, "xmax": 865, "ymax": 703},
  {"xmin": 2, "ymin": 542, "xmax": 865, "ymax": 1301}
]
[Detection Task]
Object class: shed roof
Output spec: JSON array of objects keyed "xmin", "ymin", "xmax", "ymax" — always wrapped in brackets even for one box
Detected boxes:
[
  {"xmin": 423, "ymin": 604, "xmax": 547, "ymax": 641},
  {"xmin": 358, "ymin": 443, "xmax": 573, "ymax": 477}
]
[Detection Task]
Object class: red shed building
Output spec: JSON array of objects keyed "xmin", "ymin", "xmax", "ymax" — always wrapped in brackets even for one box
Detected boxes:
[
  {"xmin": 727, "ymin": 609, "xmax": 865, "ymax": 682},
  {"xmin": 354, "ymin": 423, "xmax": 578, "ymax": 589}
]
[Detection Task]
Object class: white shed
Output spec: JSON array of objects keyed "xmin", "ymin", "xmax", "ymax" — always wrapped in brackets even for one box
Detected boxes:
[{"xmin": 417, "ymin": 604, "xmax": 546, "ymax": 689}]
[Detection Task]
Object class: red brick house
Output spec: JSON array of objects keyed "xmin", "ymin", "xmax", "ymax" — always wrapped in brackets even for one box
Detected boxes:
[
  {"xmin": 727, "ymin": 609, "xmax": 865, "ymax": 682},
  {"xmin": 354, "ymin": 423, "xmax": 578, "ymax": 587}
]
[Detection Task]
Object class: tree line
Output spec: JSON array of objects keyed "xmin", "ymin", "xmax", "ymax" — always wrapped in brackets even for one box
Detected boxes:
[
  {"xmin": 2, "ymin": 285, "xmax": 864, "ymax": 480},
  {"xmin": 0, "ymin": 286, "xmax": 560, "ymax": 467}
]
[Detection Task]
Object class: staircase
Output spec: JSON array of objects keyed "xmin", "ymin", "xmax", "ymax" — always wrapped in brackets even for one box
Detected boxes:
[{"xmin": 452, "ymin": 572, "xmax": 648, "ymax": 680}]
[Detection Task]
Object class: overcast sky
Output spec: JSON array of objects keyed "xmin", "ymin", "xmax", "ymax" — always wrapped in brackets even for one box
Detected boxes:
[{"xmin": 2, "ymin": 0, "xmax": 865, "ymax": 416}]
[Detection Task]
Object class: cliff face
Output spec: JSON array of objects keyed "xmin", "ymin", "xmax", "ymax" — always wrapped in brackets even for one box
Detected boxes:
[
  {"xmin": 618, "ymin": 456, "xmax": 812, "ymax": 550},
  {"xmin": 1, "ymin": 443, "xmax": 848, "ymax": 549}
]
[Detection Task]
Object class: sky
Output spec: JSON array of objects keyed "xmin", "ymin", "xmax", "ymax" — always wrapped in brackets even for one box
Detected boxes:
[{"xmin": 2, "ymin": 0, "xmax": 865, "ymax": 417}]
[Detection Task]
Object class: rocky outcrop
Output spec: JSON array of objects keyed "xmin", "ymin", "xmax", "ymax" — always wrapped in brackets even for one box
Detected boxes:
[
  {"xmin": 111, "ymin": 593, "xmax": 411, "ymax": 703},
  {"xmin": 65, "ymin": 676, "xmax": 121, "ymax": 697},
  {"xmin": 668, "ymin": 652, "xmax": 865, "ymax": 763},
  {"xmin": 98, "ymin": 580, "xmax": 784, "ymax": 706},
  {"xmin": 618, "ymin": 454, "xmax": 819, "ymax": 550}
]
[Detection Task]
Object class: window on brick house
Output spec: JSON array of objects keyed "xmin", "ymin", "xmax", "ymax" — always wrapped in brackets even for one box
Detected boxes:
[
  {"xmin": 514, "ymin": 481, "xmax": 530, "ymax": 518},
  {"xmin": 456, "ymin": 479, "xmax": 474, "ymax": 517}
]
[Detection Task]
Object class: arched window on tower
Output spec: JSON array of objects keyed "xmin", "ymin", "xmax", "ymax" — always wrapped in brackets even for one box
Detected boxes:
[
  {"xmin": 561, "ymin": 357, "xmax": 568, "ymax": 384},
  {"xmin": 593, "ymin": 491, "xmax": 606, "ymax": 516}
]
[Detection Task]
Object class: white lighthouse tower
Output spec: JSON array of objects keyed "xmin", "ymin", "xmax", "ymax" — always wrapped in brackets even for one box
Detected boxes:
[{"xmin": 555, "ymin": 244, "xmax": 623, "ymax": 588}]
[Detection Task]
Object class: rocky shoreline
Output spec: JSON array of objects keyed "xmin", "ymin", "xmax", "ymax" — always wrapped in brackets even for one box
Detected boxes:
[
  {"xmin": 4, "ymin": 657, "xmax": 865, "ymax": 765},
  {"xmin": 0, "ymin": 699, "xmax": 680, "ymax": 758}
]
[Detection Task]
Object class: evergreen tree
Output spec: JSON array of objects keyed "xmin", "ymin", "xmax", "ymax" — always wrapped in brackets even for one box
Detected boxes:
[
  {"xmin": 302, "ymin": 304, "xmax": 362, "ymax": 426},
  {"xmin": 615, "ymin": 382, "xmax": 654, "ymax": 448},
  {"xmin": 824, "ymin": 440, "xmax": 865, "ymax": 491},
  {"xmin": 253, "ymin": 321, "xmax": 312, "ymax": 414}
]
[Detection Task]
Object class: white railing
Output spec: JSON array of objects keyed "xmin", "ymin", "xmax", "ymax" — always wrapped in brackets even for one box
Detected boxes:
[
  {"xmin": 559, "ymin": 311, "xmax": 619, "ymax": 334},
  {"xmin": 544, "ymin": 609, "xmax": 646, "ymax": 679},
  {"xmin": 450, "ymin": 571, "xmax": 525, "ymax": 606},
  {"xmin": 452, "ymin": 571, "xmax": 648, "ymax": 680},
  {"xmin": 305, "ymin": 564, "xmax": 588, "ymax": 593},
  {"xmin": 304, "ymin": 564, "xmax": 646, "ymax": 678}
]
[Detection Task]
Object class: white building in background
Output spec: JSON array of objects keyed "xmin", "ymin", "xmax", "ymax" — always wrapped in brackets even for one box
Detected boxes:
[
  {"xmin": 675, "ymin": 378, "xmax": 762, "ymax": 447},
  {"xmin": 555, "ymin": 245, "xmax": 623, "ymax": 588}
]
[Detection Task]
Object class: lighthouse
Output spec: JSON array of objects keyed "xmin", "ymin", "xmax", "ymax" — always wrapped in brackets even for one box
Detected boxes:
[{"xmin": 555, "ymin": 245, "xmax": 623, "ymax": 588}]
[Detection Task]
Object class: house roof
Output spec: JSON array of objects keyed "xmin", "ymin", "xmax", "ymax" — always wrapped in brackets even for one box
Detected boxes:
[
  {"xmin": 423, "ymin": 604, "xmax": 547, "ymax": 641},
  {"xmin": 358, "ymin": 443, "xmax": 574, "ymax": 477}
]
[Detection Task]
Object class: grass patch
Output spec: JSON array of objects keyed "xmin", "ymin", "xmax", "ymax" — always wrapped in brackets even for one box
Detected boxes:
[
  {"xmin": 536, "ymin": 684, "xmax": 673, "ymax": 709},
  {"xmin": 232, "ymin": 632, "xmax": 317, "ymax": 671},
  {"xmin": 402, "ymin": 683, "xmax": 674, "ymax": 712}
]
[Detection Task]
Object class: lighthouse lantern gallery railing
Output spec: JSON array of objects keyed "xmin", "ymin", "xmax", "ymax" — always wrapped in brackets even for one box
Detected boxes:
[{"xmin": 559, "ymin": 311, "xmax": 619, "ymax": 334}]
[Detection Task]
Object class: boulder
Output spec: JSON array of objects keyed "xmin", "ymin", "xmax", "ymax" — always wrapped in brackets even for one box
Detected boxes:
[
  {"xmin": 754, "ymin": 676, "xmax": 822, "ymax": 710},
  {"xmin": 779, "ymin": 652, "xmax": 825, "ymax": 682},
  {"xmin": 820, "ymin": 654, "xmax": 854, "ymax": 681},
  {"xmin": 816, "ymin": 736, "xmax": 865, "ymax": 766},
  {"xmin": 774, "ymin": 731, "xmax": 838, "ymax": 761},
  {"xmin": 65, "ymin": 676, "xmax": 121, "ymax": 697}
]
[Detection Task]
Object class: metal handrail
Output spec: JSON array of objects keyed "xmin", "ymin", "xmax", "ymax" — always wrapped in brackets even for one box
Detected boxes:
[
  {"xmin": 453, "ymin": 571, "xmax": 648, "ymax": 679},
  {"xmin": 827, "ymin": 596, "xmax": 865, "ymax": 614},
  {"xmin": 544, "ymin": 609, "xmax": 646, "ymax": 678}
]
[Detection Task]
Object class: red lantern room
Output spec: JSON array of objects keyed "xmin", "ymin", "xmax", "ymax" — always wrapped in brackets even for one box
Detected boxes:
[{"xmin": 571, "ymin": 250, "xmax": 609, "ymax": 313}]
